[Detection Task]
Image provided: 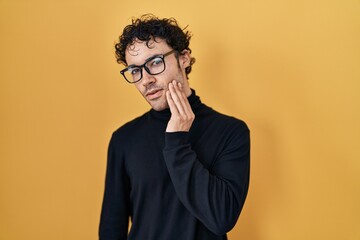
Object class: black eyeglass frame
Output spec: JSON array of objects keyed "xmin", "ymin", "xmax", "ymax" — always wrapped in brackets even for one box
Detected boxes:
[{"xmin": 120, "ymin": 50, "xmax": 177, "ymax": 84}]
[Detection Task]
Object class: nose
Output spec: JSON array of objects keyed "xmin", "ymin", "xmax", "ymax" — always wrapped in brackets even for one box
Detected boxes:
[{"xmin": 141, "ymin": 68, "xmax": 156, "ymax": 87}]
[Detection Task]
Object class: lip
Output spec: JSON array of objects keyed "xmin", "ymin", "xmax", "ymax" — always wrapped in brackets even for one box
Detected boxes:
[{"xmin": 146, "ymin": 89, "xmax": 163, "ymax": 100}]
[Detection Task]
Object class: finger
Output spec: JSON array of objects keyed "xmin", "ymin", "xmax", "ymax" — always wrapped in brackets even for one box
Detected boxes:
[
  {"xmin": 169, "ymin": 81, "xmax": 186, "ymax": 116},
  {"xmin": 177, "ymin": 82, "xmax": 193, "ymax": 113},
  {"xmin": 166, "ymin": 90, "xmax": 179, "ymax": 115},
  {"xmin": 176, "ymin": 82, "xmax": 194, "ymax": 118},
  {"xmin": 172, "ymin": 81, "xmax": 190, "ymax": 115}
]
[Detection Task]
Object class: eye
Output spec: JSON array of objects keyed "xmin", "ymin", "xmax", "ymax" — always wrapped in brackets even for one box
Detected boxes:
[
  {"xmin": 129, "ymin": 67, "xmax": 140, "ymax": 75},
  {"xmin": 150, "ymin": 57, "xmax": 164, "ymax": 66}
]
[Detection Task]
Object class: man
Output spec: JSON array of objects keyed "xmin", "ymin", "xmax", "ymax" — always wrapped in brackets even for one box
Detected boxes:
[{"xmin": 99, "ymin": 14, "xmax": 250, "ymax": 240}]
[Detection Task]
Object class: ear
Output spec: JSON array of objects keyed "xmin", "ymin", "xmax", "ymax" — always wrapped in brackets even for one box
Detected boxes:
[{"xmin": 178, "ymin": 50, "xmax": 191, "ymax": 69}]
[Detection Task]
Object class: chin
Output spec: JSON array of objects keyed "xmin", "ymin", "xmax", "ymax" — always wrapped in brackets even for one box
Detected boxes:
[
  {"xmin": 149, "ymin": 100, "xmax": 169, "ymax": 111},
  {"xmin": 151, "ymin": 104, "xmax": 169, "ymax": 111},
  {"xmin": 145, "ymin": 93, "xmax": 169, "ymax": 111}
]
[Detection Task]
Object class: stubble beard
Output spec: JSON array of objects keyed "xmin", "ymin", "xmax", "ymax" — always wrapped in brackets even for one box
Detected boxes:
[
  {"xmin": 149, "ymin": 95, "xmax": 169, "ymax": 111},
  {"xmin": 146, "ymin": 69, "xmax": 185, "ymax": 111}
]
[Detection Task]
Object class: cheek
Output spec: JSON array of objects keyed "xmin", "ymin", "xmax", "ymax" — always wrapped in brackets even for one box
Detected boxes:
[
  {"xmin": 162, "ymin": 63, "xmax": 183, "ymax": 82},
  {"xmin": 156, "ymin": 72, "xmax": 174, "ymax": 86}
]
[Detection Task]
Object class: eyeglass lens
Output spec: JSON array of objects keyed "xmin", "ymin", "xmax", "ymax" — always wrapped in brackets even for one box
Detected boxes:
[{"xmin": 123, "ymin": 56, "xmax": 165, "ymax": 83}]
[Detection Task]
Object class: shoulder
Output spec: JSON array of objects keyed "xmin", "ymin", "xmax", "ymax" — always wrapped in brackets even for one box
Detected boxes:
[
  {"xmin": 218, "ymin": 111, "xmax": 248, "ymax": 131},
  {"xmin": 208, "ymin": 109, "xmax": 251, "ymax": 155},
  {"xmin": 215, "ymin": 112, "xmax": 250, "ymax": 146},
  {"xmin": 200, "ymin": 104, "xmax": 249, "ymax": 133}
]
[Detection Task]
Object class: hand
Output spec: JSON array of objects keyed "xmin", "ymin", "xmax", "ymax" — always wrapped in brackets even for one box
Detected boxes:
[{"xmin": 166, "ymin": 81, "xmax": 195, "ymax": 132}]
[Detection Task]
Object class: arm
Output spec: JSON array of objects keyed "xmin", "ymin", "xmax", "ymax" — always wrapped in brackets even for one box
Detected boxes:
[
  {"xmin": 163, "ymin": 128, "xmax": 250, "ymax": 235},
  {"xmin": 99, "ymin": 133, "xmax": 130, "ymax": 240},
  {"xmin": 164, "ymin": 82, "xmax": 250, "ymax": 235}
]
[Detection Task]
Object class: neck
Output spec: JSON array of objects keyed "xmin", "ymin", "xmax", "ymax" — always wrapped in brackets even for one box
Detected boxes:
[
  {"xmin": 182, "ymin": 79, "xmax": 192, "ymax": 97},
  {"xmin": 184, "ymin": 87, "xmax": 192, "ymax": 97}
]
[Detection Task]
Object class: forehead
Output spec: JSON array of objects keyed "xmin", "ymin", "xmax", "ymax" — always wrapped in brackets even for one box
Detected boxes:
[{"xmin": 125, "ymin": 38, "xmax": 171, "ymax": 65}]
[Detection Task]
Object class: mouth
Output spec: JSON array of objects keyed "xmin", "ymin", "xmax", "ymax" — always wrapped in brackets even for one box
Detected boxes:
[{"xmin": 145, "ymin": 89, "xmax": 163, "ymax": 100}]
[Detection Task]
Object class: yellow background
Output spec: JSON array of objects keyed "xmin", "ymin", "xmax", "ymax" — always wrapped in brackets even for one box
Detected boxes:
[{"xmin": 1, "ymin": 0, "xmax": 359, "ymax": 239}]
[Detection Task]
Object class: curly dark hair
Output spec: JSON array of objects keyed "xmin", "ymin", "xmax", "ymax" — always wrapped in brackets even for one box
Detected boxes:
[{"xmin": 115, "ymin": 14, "xmax": 196, "ymax": 78}]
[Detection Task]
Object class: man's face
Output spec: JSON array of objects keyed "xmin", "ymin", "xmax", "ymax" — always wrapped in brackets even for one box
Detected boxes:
[{"xmin": 125, "ymin": 38, "xmax": 191, "ymax": 111}]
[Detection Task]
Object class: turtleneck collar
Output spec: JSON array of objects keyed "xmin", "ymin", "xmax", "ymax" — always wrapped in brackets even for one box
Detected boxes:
[{"xmin": 149, "ymin": 89, "xmax": 202, "ymax": 121}]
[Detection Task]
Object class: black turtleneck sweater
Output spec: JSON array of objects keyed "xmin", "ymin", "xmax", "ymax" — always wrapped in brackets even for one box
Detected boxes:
[{"xmin": 99, "ymin": 90, "xmax": 250, "ymax": 240}]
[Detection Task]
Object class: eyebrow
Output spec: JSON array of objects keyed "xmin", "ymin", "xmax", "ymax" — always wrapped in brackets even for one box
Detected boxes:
[{"xmin": 127, "ymin": 53, "xmax": 163, "ymax": 68}]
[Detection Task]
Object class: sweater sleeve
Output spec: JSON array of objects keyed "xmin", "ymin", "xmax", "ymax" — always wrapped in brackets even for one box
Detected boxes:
[
  {"xmin": 99, "ymin": 133, "xmax": 130, "ymax": 240},
  {"xmin": 163, "ymin": 123, "xmax": 250, "ymax": 236}
]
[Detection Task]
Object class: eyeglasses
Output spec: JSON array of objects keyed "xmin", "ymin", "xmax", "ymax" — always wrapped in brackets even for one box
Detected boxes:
[{"xmin": 120, "ymin": 50, "xmax": 177, "ymax": 83}]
